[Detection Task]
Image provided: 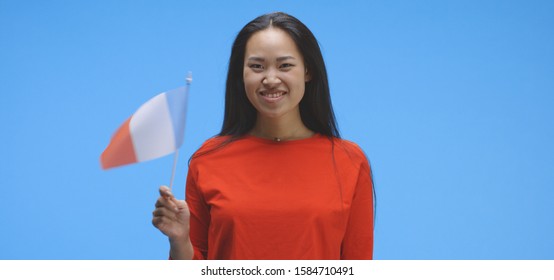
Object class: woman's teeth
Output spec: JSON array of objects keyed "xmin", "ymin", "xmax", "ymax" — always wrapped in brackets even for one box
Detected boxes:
[{"xmin": 262, "ymin": 91, "xmax": 285, "ymax": 98}]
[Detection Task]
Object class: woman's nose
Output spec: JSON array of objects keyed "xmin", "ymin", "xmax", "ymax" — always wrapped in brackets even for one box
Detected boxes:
[{"xmin": 262, "ymin": 71, "xmax": 281, "ymax": 87}]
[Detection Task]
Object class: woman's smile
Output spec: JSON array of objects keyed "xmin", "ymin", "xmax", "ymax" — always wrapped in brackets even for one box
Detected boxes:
[{"xmin": 259, "ymin": 90, "xmax": 287, "ymax": 103}]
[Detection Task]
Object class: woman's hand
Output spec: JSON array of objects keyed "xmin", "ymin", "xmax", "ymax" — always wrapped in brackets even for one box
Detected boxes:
[{"xmin": 152, "ymin": 185, "xmax": 190, "ymax": 241}]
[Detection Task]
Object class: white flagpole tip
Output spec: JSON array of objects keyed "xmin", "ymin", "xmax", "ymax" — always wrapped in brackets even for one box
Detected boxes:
[{"xmin": 186, "ymin": 72, "xmax": 193, "ymax": 85}]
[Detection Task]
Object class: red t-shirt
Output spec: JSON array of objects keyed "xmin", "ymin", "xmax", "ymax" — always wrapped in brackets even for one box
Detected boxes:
[{"xmin": 185, "ymin": 134, "xmax": 374, "ymax": 259}]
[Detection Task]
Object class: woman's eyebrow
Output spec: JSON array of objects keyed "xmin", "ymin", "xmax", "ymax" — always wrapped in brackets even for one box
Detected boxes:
[
  {"xmin": 247, "ymin": 57, "xmax": 265, "ymax": 62},
  {"xmin": 277, "ymin": 56, "xmax": 296, "ymax": 61},
  {"xmin": 247, "ymin": 56, "xmax": 296, "ymax": 62}
]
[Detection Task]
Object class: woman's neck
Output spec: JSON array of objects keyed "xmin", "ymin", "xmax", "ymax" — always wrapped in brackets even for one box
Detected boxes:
[{"xmin": 250, "ymin": 113, "xmax": 314, "ymax": 141}]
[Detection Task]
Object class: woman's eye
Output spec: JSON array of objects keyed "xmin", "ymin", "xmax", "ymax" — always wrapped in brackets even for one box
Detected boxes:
[
  {"xmin": 249, "ymin": 64, "xmax": 263, "ymax": 70},
  {"xmin": 280, "ymin": 63, "xmax": 294, "ymax": 69}
]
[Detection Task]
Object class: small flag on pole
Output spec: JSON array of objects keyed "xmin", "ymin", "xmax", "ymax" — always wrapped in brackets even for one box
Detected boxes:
[{"xmin": 100, "ymin": 78, "xmax": 191, "ymax": 170}]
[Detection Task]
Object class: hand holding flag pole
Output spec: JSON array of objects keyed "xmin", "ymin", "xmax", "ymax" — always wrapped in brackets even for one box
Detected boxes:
[{"xmin": 101, "ymin": 72, "xmax": 192, "ymax": 191}]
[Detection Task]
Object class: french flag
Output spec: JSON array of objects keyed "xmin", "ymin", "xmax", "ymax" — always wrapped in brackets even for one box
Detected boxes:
[{"xmin": 101, "ymin": 86, "xmax": 189, "ymax": 170}]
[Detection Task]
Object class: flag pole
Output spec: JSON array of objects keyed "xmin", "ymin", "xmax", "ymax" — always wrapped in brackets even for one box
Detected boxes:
[
  {"xmin": 168, "ymin": 72, "xmax": 193, "ymax": 191},
  {"xmin": 168, "ymin": 150, "xmax": 179, "ymax": 192}
]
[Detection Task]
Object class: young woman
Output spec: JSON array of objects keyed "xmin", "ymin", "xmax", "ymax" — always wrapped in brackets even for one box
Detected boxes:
[{"xmin": 152, "ymin": 12, "xmax": 374, "ymax": 260}]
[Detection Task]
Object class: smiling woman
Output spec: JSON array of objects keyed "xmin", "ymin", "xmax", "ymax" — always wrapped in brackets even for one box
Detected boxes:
[
  {"xmin": 151, "ymin": 12, "xmax": 374, "ymax": 260},
  {"xmin": 244, "ymin": 27, "xmax": 312, "ymax": 138}
]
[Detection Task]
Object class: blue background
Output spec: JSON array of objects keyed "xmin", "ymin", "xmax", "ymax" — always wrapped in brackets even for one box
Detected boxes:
[{"xmin": 1, "ymin": 0, "xmax": 553, "ymax": 259}]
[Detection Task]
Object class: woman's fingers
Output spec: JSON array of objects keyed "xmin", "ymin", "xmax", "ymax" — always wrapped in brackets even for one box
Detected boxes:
[
  {"xmin": 155, "ymin": 196, "xmax": 179, "ymax": 212},
  {"xmin": 156, "ymin": 186, "xmax": 181, "ymax": 211},
  {"xmin": 159, "ymin": 185, "xmax": 174, "ymax": 199},
  {"xmin": 152, "ymin": 215, "xmax": 173, "ymax": 230},
  {"xmin": 173, "ymin": 198, "xmax": 188, "ymax": 212},
  {"xmin": 152, "ymin": 206, "xmax": 175, "ymax": 217},
  {"xmin": 154, "ymin": 196, "xmax": 173, "ymax": 209}
]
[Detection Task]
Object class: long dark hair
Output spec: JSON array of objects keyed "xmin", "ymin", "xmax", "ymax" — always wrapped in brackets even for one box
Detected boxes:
[
  {"xmin": 220, "ymin": 12, "xmax": 340, "ymax": 139},
  {"xmin": 194, "ymin": 12, "xmax": 376, "ymax": 225}
]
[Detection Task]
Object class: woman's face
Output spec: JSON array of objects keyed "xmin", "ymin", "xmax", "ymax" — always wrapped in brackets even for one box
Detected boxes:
[{"xmin": 243, "ymin": 27, "xmax": 310, "ymax": 120}]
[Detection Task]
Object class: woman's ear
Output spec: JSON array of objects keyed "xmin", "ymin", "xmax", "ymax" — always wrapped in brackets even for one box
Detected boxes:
[{"xmin": 305, "ymin": 68, "xmax": 311, "ymax": 82}]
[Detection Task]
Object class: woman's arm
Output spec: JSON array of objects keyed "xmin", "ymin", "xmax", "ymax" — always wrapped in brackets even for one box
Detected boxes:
[
  {"xmin": 169, "ymin": 235, "xmax": 194, "ymax": 260},
  {"xmin": 341, "ymin": 156, "xmax": 374, "ymax": 260}
]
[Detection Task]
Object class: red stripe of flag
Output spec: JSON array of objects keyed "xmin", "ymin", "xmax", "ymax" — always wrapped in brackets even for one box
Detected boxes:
[{"xmin": 100, "ymin": 117, "xmax": 138, "ymax": 169}]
